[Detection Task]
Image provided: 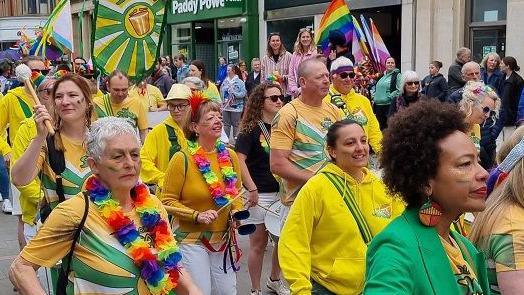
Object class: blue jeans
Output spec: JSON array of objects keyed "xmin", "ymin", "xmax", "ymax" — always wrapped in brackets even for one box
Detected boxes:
[{"xmin": 0, "ymin": 155, "xmax": 10, "ymax": 200}]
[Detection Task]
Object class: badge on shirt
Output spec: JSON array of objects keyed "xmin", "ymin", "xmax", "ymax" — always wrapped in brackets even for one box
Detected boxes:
[{"xmin": 373, "ymin": 204, "xmax": 392, "ymax": 219}]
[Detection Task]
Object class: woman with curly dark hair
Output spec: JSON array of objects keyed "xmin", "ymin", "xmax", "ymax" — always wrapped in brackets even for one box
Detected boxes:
[
  {"xmin": 364, "ymin": 99, "xmax": 490, "ymax": 294},
  {"xmin": 235, "ymin": 82, "xmax": 287, "ymax": 295}
]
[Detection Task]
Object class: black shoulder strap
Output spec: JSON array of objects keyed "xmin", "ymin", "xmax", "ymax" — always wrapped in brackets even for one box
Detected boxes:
[
  {"xmin": 57, "ymin": 192, "xmax": 89, "ymax": 294},
  {"xmin": 389, "ymin": 71, "xmax": 399, "ymax": 94},
  {"xmin": 46, "ymin": 135, "xmax": 66, "ymax": 202},
  {"xmin": 164, "ymin": 124, "xmax": 181, "ymax": 159}
]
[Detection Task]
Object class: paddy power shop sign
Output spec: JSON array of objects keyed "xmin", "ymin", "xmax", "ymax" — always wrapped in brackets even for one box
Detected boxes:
[{"xmin": 171, "ymin": 0, "xmax": 244, "ymax": 21}]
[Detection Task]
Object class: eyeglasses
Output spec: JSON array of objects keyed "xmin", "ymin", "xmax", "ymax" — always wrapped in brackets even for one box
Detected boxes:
[
  {"xmin": 338, "ymin": 72, "xmax": 356, "ymax": 79},
  {"xmin": 167, "ymin": 103, "xmax": 189, "ymax": 111},
  {"xmin": 406, "ymin": 81, "xmax": 420, "ymax": 86},
  {"xmin": 264, "ymin": 95, "xmax": 284, "ymax": 102}
]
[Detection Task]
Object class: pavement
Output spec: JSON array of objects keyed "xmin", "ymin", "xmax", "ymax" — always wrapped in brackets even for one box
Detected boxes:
[{"xmin": 0, "ymin": 210, "xmax": 279, "ymax": 294}]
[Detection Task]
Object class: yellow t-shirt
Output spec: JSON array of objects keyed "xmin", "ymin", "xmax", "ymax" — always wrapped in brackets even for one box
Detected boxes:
[
  {"xmin": 270, "ymin": 97, "xmax": 343, "ymax": 205},
  {"xmin": 38, "ymin": 134, "xmax": 92, "ymax": 207},
  {"xmin": 440, "ymin": 235, "xmax": 484, "ymax": 294},
  {"xmin": 470, "ymin": 124, "xmax": 481, "ymax": 152},
  {"xmin": 204, "ymin": 82, "xmax": 221, "ymax": 102},
  {"xmin": 324, "ymin": 85, "xmax": 383, "ymax": 153},
  {"xmin": 0, "ymin": 87, "xmax": 34, "ymax": 143},
  {"xmin": 12, "ymin": 118, "xmax": 43, "ymax": 225},
  {"xmin": 21, "ymin": 192, "xmax": 171, "ymax": 294},
  {"xmin": 161, "ymin": 147, "xmax": 242, "ymax": 244},
  {"xmin": 140, "ymin": 116, "xmax": 187, "ymax": 189},
  {"xmin": 481, "ymin": 204, "xmax": 524, "ymax": 294},
  {"xmin": 128, "ymin": 84, "xmax": 166, "ymax": 110},
  {"xmin": 93, "ymin": 94, "xmax": 148, "ymax": 130}
]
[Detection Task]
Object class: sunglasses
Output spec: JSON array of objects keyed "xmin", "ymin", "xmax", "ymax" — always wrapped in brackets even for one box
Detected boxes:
[
  {"xmin": 167, "ymin": 103, "xmax": 189, "ymax": 111},
  {"xmin": 32, "ymin": 69, "xmax": 50, "ymax": 75},
  {"xmin": 232, "ymin": 210, "xmax": 256, "ymax": 235},
  {"xmin": 482, "ymin": 106, "xmax": 492, "ymax": 114},
  {"xmin": 265, "ymin": 95, "xmax": 284, "ymax": 102},
  {"xmin": 339, "ymin": 72, "xmax": 356, "ymax": 79},
  {"xmin": 406, "ymin": 81, "xmax": 420, "ymax": 86}
]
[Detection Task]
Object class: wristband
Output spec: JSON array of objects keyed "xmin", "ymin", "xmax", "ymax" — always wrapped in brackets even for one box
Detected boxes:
[{"xmin": 248, "ymin": 188, "xmax": 258, "ymax": 192}]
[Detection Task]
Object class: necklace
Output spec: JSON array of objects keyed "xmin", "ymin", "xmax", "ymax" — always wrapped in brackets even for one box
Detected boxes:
[
  {"xmin": 188, "ymin": 140, "xmax": 238, "ymax": 207},
  {"xmin": 85, "ymin": 176, "xmax": 181, "ymax": 295}
]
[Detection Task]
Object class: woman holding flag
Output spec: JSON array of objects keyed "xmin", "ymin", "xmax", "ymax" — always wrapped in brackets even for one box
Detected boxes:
[{"xmin": 161, "ymin": 91, "xmax": 243, "ymax": 294}]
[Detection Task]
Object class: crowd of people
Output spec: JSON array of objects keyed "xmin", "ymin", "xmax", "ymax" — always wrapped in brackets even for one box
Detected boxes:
[{"xmin": 0, "ymin": 26, "xmax": 524, "ymax": 295}]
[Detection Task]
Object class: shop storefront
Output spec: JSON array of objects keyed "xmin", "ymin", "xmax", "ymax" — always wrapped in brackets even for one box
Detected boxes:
[
  {"xmin": 262, "ymin": 0, "xmax": 402, "ymax": 63},
  {"xmin": 166, "ymin": 0, "xmax": 259, "ymax": 80}
]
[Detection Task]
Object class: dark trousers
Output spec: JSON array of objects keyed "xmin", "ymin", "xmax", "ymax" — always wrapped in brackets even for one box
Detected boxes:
[
  {"xmin": 312, "ymin": 280, "xmax": 336, "ymax": 294},
  {"xmin": 373, "ymin": 103, "xmax": 391, "ymax": 130}
]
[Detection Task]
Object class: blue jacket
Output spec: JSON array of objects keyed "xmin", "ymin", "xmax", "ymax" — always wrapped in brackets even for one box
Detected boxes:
[
  {"xmin": 481, "ymin": 68, "xmax": 504, "ymax": 96},
  {"xmin": 216, "ymin": 64, "xmax": 227, "ymax": 86},
  {"xmin": 421, "ymin": 73, "xmax": 448, "ymax": 102},
  {"xmin": 220, "ymin": 75, "xmax": 246, "ymax": 112},
  {"xmin": 517, "ymin": 88, "xmax": 524, "ymax": 125}
]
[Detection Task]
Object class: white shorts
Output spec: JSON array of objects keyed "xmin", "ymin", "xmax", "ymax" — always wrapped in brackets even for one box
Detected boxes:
[
  {"xmin": 244, "ymin": 192, "xmax": 278, "ymax": 224},
  {"xmin": 11, "ymin": 183, "xmax": 22, "ymax": 216}
]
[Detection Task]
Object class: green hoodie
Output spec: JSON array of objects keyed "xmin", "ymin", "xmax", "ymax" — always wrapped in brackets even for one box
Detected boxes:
[{"xmin": 373, "ymin": 69, "xmax": 402, "ymax": 105}]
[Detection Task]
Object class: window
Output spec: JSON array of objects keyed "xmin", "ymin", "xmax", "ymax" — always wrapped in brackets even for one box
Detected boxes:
[
  {"xmin": 467, "ymin": 0, "xmax": 507, "ymax": 62},
  {"xmin": 171, "ymin": 23, "xmax": 192, "ymax": 61}
]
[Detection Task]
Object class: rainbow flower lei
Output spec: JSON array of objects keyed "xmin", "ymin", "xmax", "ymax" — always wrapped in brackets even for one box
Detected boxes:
[
  {"xmin": 85, "ymin": 176, "xmax": 182, "ymax": 295},
  {"xmin": 188, "ymin": 140, "xmax": 238, "ymax": 207}
]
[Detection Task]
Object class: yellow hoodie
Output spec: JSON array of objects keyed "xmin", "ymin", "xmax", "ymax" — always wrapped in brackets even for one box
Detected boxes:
[
  {"xmin": 11, "ymin": 118, "xmax": 42, "ymax": 225},
  {"xmin": 0, "ymin": 87, "xmax": 34, "ymax": 144},
  {"xmin": 323, "ymin": 85, "xmax": 383, "ymax": 153},
  {"xmin": 279, "ymin": 162, "xmax": 404, "ymax": 294},
  {"xmin": 140, "ymin": 116, "xmax": 187, "ymax": 189}
]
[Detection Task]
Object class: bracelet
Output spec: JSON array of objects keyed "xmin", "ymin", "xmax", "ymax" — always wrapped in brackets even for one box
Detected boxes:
[{"xmin": 248, "ymin": 188, "xmax": 258, "ymax": 192}]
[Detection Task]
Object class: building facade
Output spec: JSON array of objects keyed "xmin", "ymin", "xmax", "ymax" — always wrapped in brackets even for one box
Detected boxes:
[
  {"xmin": 165, "ymin": 0, "xmax": 259, "ymax": 80},
  {"xmin": 0, "ymin": 0, "xmax": 53, "ymax": 51},
  {"xmin": 260, "ymin": 0, "xmax": 522, "ymax": 76}
]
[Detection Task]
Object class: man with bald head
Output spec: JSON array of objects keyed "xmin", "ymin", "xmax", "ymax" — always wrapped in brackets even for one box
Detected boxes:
[
  {"xmin": 448, "ymin": 61, "xmax": 481, "ymax": 103},
  {"xmin": 270, "ymin": 57, "xmax": 342, "ymax": 224}
]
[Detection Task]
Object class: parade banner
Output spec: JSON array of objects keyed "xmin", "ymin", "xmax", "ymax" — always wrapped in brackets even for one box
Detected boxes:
[{"xmin": 92, "ymin": 0, "xmax": 167, "ymax": 81}]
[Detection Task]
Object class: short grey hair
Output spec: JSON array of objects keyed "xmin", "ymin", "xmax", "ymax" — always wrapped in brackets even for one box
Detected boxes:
[
  {"xmin": 456, "ymin": 47, "xmax": 471, "ymax": 58},
  {"xmin": 461, "ymin": 61, "xmax": 481, "ymax": 75},
  {"xmin": 86, "ymin": 117, "xmax": 140, "ymax": 161},
  {"xmin": 400, "ymin": 70, "xmax": 420, "ymax": 95},
  {"xmin": 181, "ymin": 76, "xmax": 205, "ymax": 91}
]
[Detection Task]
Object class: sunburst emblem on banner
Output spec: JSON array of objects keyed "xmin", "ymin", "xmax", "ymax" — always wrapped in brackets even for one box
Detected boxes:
[{"xmin": 92, "ymin": 0, "xmax": 167, "ymax": 81}]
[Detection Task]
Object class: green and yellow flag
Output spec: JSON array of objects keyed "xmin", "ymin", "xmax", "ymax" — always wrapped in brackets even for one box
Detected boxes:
[{"xmin": 91, "ymin": 0, "xmax": 167, "ymax": 81}]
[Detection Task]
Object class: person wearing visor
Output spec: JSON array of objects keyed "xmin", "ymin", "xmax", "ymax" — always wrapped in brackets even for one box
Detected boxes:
[
  {"xmin": 324, "ymin": 56, "xmax": 382, "ymax": 153},
  {"xmin": 140, "ymin": 84, "xmax": 191, "ymax": 192}
]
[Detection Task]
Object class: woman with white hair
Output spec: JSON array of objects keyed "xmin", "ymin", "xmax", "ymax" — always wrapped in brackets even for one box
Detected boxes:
[
  {"xmin": 388, "ymin": 70, "xmax": 423, "ymax": 117},
  {"xmin": 459, "ymin": 81, "xmax": 501, "ymax": 152},
  {"xmin": 10, "ymin": 117, "xmax": 200, "ymax": 294}
]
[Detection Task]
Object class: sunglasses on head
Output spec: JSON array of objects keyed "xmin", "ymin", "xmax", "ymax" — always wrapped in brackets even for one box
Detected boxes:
[
  {"xmin": 232, "ymin": 210, "xmax": 256, "ymax": 235},
  {"xmin": 406, "ymin": 81, "xmax": 420, "ymax": 86},
  {"xmin": 339, "ymin": 72, "xmax": 356, "ymax": 79},
  {"xmin": 265, "ymin": 94, "xmax": 284, "ymax": 102}
]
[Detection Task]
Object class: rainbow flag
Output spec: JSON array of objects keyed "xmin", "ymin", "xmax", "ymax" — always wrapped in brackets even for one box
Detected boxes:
[
  {"xmin": 31, "ymin": 0, "xmax": 74, "ymax": 59},
  {"xmin": 370, "ymin": 18, "xmax": 391, "ymax": 72},
  {"xmin": 315, "ymin": 0, "xmax": 353, "ymax": 56},
  {"xmin": 351, "ymin": 15, "xmax": 371, "ymax": 63}
]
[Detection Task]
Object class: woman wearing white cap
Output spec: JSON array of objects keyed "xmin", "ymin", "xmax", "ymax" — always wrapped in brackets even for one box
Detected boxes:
[{"xmin": 140, "ymin": 84, "xmax": 191, "ymax": 192}]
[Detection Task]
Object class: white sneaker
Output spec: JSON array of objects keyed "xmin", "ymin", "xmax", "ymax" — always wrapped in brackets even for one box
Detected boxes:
[
  {"xmin": 250, "ymin": 290, "xmax": 262, "ymax": 295},
  {"xmin": 266, "ymin": 277, "xmax": 290, "ymax": 295},
  {"xmin": 2, "ymin": 199, "xmax": 12, "ymax": 213}
]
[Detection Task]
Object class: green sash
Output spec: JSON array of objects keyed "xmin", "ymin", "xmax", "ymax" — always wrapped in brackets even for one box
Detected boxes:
[
  {"xmin": 165, "ymin": 124, "xmax": 181, "ymax": 159},
  {"xmin": 15, "ymin": 94, "xmax": 33, "ymax": 118},
  {"xmin": 321, "ymin": 171, "xmax": 373, "ymax": 244}
]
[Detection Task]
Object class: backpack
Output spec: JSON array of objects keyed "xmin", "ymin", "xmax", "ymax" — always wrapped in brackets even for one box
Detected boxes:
[
  {"xmin": 389, "ymin": 71, "xmax": 400, "ymax": 95},
  {"xmin": 39, "ymin": 134, "xmax": 66, "ymax": 222}
]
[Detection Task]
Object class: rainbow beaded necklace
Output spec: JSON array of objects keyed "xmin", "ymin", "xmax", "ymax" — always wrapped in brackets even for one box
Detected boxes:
[
  {"xmin": 188, "ymin": 140, "xmax": 238, "ymax": 207},
  {"xmin": 85, "ymin": 176, "xmax": 182, "ymax": 295}
]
